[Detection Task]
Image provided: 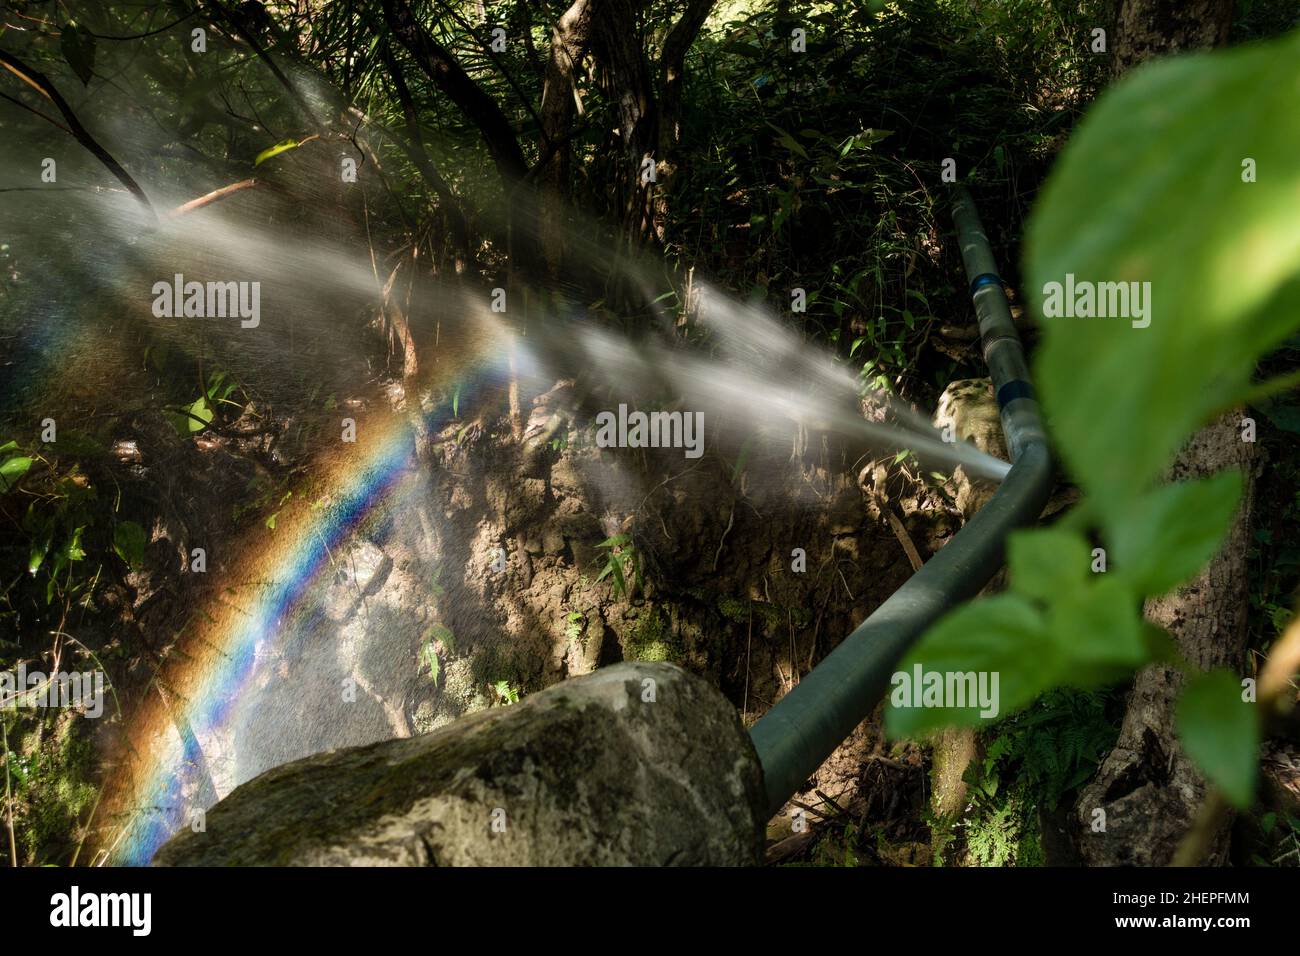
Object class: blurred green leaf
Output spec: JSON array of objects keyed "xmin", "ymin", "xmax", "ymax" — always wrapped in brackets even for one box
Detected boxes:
[
  {"xmin": 1109, "ymin": 471, "xmax": 1243, "ymax": 596},
  {"xmin": 1043, "ymin": 576, "xmax": 1149, "ymax": 684},
  {"xmin": 1007, "ymin": 528, "xmax": 1090, "ymax": 604},
  {"xmin": 1177, "ymin": 669, "xmax": 1259, "ymax": 808},
  {"xmin": 886, "ymin": 594, "xmax": 1048, "ymax": 737},
  {"xmin": 1026, "ymin": 31, "xmax": 1300, "ymax": 512}
]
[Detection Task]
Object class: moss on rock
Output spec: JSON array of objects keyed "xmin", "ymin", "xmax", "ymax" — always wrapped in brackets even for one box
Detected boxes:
[{"xmin": 621, "ymin": 606, "xmax": 680, "ymax": 663}]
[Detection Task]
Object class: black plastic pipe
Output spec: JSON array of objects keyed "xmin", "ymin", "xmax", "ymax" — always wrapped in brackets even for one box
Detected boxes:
[{"xmin": 748, "ymin": 186, "xmax": 1053, "ymax": 818}]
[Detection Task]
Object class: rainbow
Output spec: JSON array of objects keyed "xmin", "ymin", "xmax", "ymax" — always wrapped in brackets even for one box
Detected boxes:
[{"xmin": 105, "ymin": 338, "xmax": 514, "ymax": 866}]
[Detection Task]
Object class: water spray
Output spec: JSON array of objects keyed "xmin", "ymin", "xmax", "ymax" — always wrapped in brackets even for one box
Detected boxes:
[{"xmin": 748, "ymin": 186, "xmax": 1053, "ymax": 816}]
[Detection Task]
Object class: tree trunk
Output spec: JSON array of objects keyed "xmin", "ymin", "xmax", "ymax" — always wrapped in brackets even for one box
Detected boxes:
[
  {"xmin": 380, "ymin": 43, "xmax": 474, "ymax": 273},
  {"xmin": 538, "ymin": 0, "xmax": 596, "ymax": 278},
  {"xmin": 1110, "ymin": 0, "xmax": 1233, "ymax": 76},
  {"xmin": 381, "ymin": 0, "xmax": 541, "ymax": 278},
  {"xmin": 1077, "ymin": 411, "xmax": 1256, "ymax": 865},
  {"xmin": 653, "ymin": 0, "xmax": 715, "ymax": 242},
  {"xmin": 588, "ymin": 0, "xmax": 659, "ymax": 245}
]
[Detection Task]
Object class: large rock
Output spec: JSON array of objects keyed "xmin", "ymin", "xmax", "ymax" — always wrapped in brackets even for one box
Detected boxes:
[{"xmin": 154, "ymin": 662, "xmax": 766, "ymax": 866}]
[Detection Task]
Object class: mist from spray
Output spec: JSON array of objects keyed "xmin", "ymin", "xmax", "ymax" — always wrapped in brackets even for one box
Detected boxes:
[
  {"xmin": 519, "ymin": 283, "xmax": 1010, "ymax": 481},
  {"xmin": 0, "ymin": 26, "xmax": 1009, "ymax": 863}
]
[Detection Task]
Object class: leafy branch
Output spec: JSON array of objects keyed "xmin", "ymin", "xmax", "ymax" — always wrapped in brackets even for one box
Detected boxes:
[{"xmin": 887, "ymin": 27, "xmax": 1300, "ymax": 818}]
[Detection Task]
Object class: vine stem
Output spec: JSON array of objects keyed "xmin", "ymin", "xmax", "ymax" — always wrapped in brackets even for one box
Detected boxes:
[
  {"xmin": 3, "ymin": 720, "xmax": 15, "ymax": 866},
  {"xmin": 0, "ymin": 49, "xmax": 156, "ymax": 220}
]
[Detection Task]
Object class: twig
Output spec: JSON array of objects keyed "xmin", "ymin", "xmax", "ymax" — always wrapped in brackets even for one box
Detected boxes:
[
  {"xmin": 87, "ymin": 13, "xmax": 196, "ymax": 41},
  {"xmin": 869, "ymin": 754, "xmax": 908, "ymax": 770},
  {"xmin": 166, "ymin": 178, "xmax": 259, "ymax": 218},
  {"xmin": 742, "ymin": 606, "xmax": 752, "ymax": 722},
  {"xmin": 429, "ymin": 0, "xmax": 548, "ymax": 146},
  {"xmin": 2, "ymin": 719, "xmax": 15, "ymax": 866},
  {"xmin": 712, "ymin": 503, "xmax": 734, "ymax": 572},
  {"xmin": 791, "ymin": 799, "xmax": 835, "ymax": 821},
  {"xmin": 789, "ymin": 608, "xmax": 798, "ymax": 684},
  {"xmin": 814, "ymin": 788, "xmax": 851, "ymax": 818},
  {"xmin": 765, "ymin": 829, "xmax": 817, "ymax": 865},
  {"xmin": 876, "ymin": 492, "xmax": 924, "ymax": 571},
  {"xmin": 807, "ymin": 556, "xmax": 837, "ymax": 671},
  {"xmin": 0, "ymin": 89, "xmax": 70, "ymax": 131},
  {"xmin": 0, "ymin": 49, "xmax": 156, "ymax": 219},
  {"xmin": 836, "ymin": 564, "xmax": 856, "ymax": 601},
  {"xmin": 635, "ymin": 460, "xmax": 704, "ymax": 514},
  {"xmin": 207, "ymin": 0, "xmax": 323, "ymax": 133}
]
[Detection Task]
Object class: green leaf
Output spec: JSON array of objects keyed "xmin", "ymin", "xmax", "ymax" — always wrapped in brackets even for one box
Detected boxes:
[
  {"xmin": 0, "ymin": 455, "xmax": 33, "ymax": 492},
  {"xmin": 419, "ymin": 639, "xmax": 440, "ymax": 686},
  {"xmin": 184, "ymin": 395, "xmax": 213, "ymax": 432},
  {"xmin": 166, "ymin": 392, "xmax": 214, "ymax": 435},
  {"xmin": 112, "ymin": 520, "xmax": 146, "ymax": 570},
  {"xmin": 145, "ymin": 342, "xmax": 169, "ymax": 371},
  {"xmin": 1176, "ymin": 669, "xmax": 1259, "ymax": 808},
  {"xmin": 1109, "ymin": 471, "xmax": 1243, "ymax": 595},
  {"xmin": 1025, "ymin": 30, "xmax": 1300, "ymax": 513},
  {"xmin": 24, "ymin": 502, "xmax": 53, "ymax": 572},
  {"xmin": 767, "ymin": 123, "xmax": 808, "ymax": 159},
  {"xmin": 425, "ymin": 622, "xmax": 455, "ymax": 650},
  {"xmin": 855, "ymin": 128, "xmax": 893, "ymax": 149},
  {"xmin": 1007, "ymin": 528, "xmax": 1091, "ymax": 604},
  {"xmin": 59, "ymin": 526, "xmax": 86, "ymax": 564},
  {"xmin": 1043, "ymin": 576, "xmax": 1148, "ymax": 683},
  {"xmin": 254, "ymin": 138, "xmax": 304, "ymax": 167},
  {"xmin": 724, "ymin": 41, "xmax": 763, "ymax": 59},
  {"xmin": 608, "ymin": 557, "xmax": 627, "ymax": 598},
  {"xmin": 886, "ymin": 594, "xmax": 1048, "ymax": 737},
  {"xmin": 60, "ymin": 22, "xmax": 97, "ymax": 86},
  {"xmin": 28, "ymin": 530, "xmax": 52, "ymax": 576}
]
